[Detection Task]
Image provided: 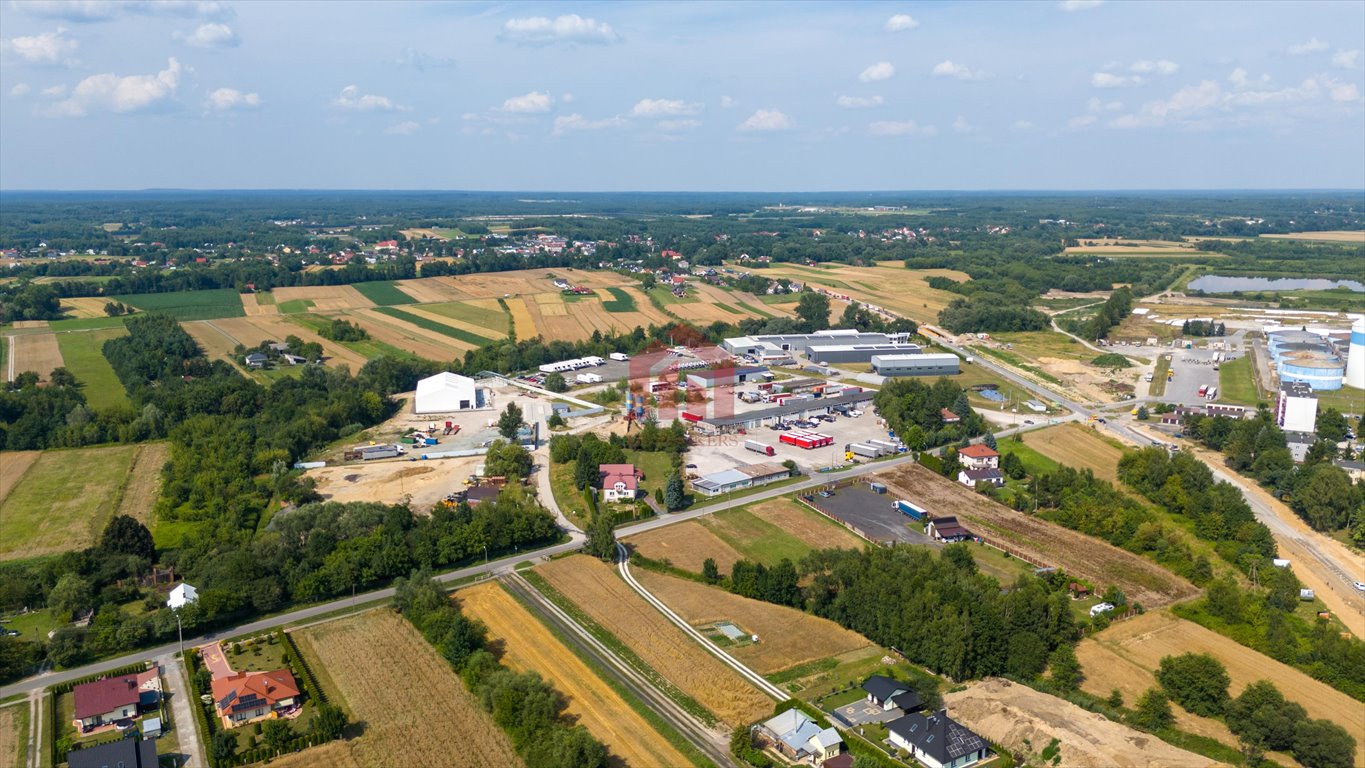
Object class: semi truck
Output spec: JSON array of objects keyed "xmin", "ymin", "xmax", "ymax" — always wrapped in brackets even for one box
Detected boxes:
[
  {"xmin": 744, "ymin": 439, "xmax": 776, "ymax": 456},
  {"xmin": 1197, "ymin": 384, "xmax": 1209, "ymax": 397},
  {"xmin": 895, "ymin": 499, "xmax": 927, "ymax": 520},
  {"xmin": 846, "ymin": 442, "xmax": 884, "ymax": 459},
  {"xmin": 867, "ymin": 438, "xmax": 904, "ymax": 454},
  {"xmin": 781, "ymin": 431, "xmax": 834, "ymax": 449},
  {"xmin": 344, "ymin": 444, "xmax": 406, "ymax": 461}
]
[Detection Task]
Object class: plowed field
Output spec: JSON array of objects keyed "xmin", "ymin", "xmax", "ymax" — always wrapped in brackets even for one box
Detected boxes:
[
  {"xmin": 635, "ymin": 569, "xmax": 871, "ymax": 676},
  {"xmin": 458, "ymin": 581, "xmax": 689, "ymax": 767},
  {"xmin": 536, "ymin": 555, "xmax": 772, "ymax": 726},
  {"xmin": 271, "ymin": 285, "xmax": 375, "ymax": 311},
  {"xmin": 875, "ymin": 464, "xmax": 1197, "ymax": 608},
  {"xmin": 291, "ymin": 610, "xmax": 522, "ymax": 768}
]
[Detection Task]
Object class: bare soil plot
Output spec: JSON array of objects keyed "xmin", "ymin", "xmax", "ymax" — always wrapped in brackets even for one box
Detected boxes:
[
  {"xmin": 6, "ymin": 332, "xmax": 63, "ymax": 381},
  {"xmin": 1078, "ymin": 611, "xmax": 1365, "ymax": 765},
  {"xmin": 241, "ymin": 292, "xmax": 279, "ymax": 316},
  {"xmin": 459, "ymin": 581, "xmax": 690, "ymax": 768},
  {"xmin": 1262, "ymin": 230, "xmax": 1365, "ymax": 243},
  {"xmin": 306, "ymin": 456, "xmax": 480, "ymax": 511},
  {"xmin": 747, "ymin": 498, "xmax": 868, "ymax": 552},
  {"xmin": 627, "ymin": 521, "xmax": 746, "ymax": 574},
  {"xmin": 0, "ymin": 451, "xmax": 41, "ymax": 505},
  {"xmin": 635, "ymin": 569, "xmax": 872, "ymax": 676},
  {"xmin": 271, "ymin": 285, "xmax": 375, "ymax": 311},
  {"xmin": 946, "ymin": 678, "xmax": 1216, "ymax": 768},
  {"xmin": 1022, "ymin": 423, "xmax": 1127, "ymax": 483},
  {"xmin": 536, "ymin": 555, "xmax": 773, "ymax": 726},
  {"xmin": 393, "ymin": 277, "xmax": 474, "ymax": 304},
  {"xmin": 59, "ymin": 297, "xmax": 115, "ymax": 318},
  {"xmin": 117, "ymin": 443, "xmax": 170, "ymax": 524},
  {"xmin": 291, "ymin": 609, "xmax": 522, "ymax": 768},
  {"xmin": 875, "ymin": 464, "xmax": 1198, "ymax": 608},
  {"xmin": 350, "ymin": 308, "xmax": 466, "ymax": 359},
  {"xmin": 0, "ymin": 704, "xmax": 23, "ymax": 768}
]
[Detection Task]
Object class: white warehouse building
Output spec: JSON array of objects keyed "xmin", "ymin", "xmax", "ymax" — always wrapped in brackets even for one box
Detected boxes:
[{"xmin": 414, "ymin": 372, "xmax": 484, "ymax": 413}]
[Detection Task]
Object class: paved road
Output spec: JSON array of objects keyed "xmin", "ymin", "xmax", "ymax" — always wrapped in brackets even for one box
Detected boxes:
[{"xmin": 160, "ymin": 653, "xmax": 205, "ymax": 768}]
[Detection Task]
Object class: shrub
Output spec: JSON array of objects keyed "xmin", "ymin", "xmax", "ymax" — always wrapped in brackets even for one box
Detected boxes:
[{"xmin": 1156, "ymin": 653, "xmax": 1229, "ymax": 717}]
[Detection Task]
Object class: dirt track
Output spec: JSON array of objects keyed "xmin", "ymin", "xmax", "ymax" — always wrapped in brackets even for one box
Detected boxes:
[
  {"xmin": 946, "ymin": 678, "xmax": 1217, "ymax": 768},
  {"xmin": 875, "ymin": 464, "xmax": 1198, "ymax": 608}
]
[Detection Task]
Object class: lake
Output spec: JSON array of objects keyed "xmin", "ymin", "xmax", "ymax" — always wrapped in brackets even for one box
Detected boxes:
[{"xmin": 1188, "ymin": 276, "xmax": 1365, "ymax": 293}]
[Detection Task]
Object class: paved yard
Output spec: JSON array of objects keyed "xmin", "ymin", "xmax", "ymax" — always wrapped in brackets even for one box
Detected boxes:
[
  {"xmin": 199, "ymin": 642, "xmax": 234, "ymax": 679},
  {"xmin": 808, "ymin": 486, "xmax": 938, "ymax": 545},
  {"xmin": 833, "ymin": 700, "xmax": 904, "ymax": 728}
]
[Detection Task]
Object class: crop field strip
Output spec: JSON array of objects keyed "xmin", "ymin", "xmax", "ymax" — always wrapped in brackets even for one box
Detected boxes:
[
  {"xmin": 0, "ymin": 451, "xmax": 41, "ymax": 505},
  {"xmin": 282, "ymin": 314, "xmax": 422, "ymax": 362},
  {"xmin": 381, "ymin": 305, "xmax": 503, "ymax": 345},
  {"xmin": 0, "ymin": 444, "xmax": 142, "ymax": 561},
  {"xmin": 4, "ymin": 331, "xmax": 63, "ymax": 381},
  {"xmin": 1019, "ymin": 423, "xmax": 1127, "ymax": 483},
  {"xmin": 113, "ymin": 288, "xmax": 245, "ymax": 320},
  {"xmin": 347, "ymin": 308, "xmax": 467, "ymax": 360},
  {"xmin": 53, "ymin": 327, "xmax": 130, "ymax": 409},
  {"xmin": 291, "ymin": 609, "xmax": 523, "ymax": 768},
  {"xmin": 116, "ymin": 442, "xmax": 170, "ymax": 524},
  {"xmin": 370, "ymin": 306, "xmax": 492, "ymax": 349},
  {"xmin": 457, "ymin": 582, "xmax": 691, "ymax": 768},
  {"xmin": 535, "ymin": 555, "xmax": 773, "ymax": 727},
  {"xmin": 241, "ymin": 292, "xmax": 278, "ymax": 316},
  {"xmin": 59, "ymin": 297, "xmax": 116, "ymax": 318},
  {"xmin": 0, "ymin": 703, "xmax": 25, "ymax": 768},
  {"xmin": 1077, "ymin": 610, "xmax": 1365, "ymax": 766},
  {"xmin": 270, "ymin": 285, "xmax": 375, "ymax": 311},
  {"xmin": 352, "ymin": 280, "xmax": 419, "ymax": 306},
  {"xmin": 414, "ymin": 299, "xmax": 511, "ymax": 332},
  {"xmin": 876, "ymin": 463, "xmax": 1199, "ymax": 608}
]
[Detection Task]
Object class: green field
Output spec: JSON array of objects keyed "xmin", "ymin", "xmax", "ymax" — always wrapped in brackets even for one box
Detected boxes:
[
  {"xmin": 601, "ymin": 287, "xmax": 638, "ymax": 313},
  {"xmin": 702, "ymin": 507, "xmax": 813, "ymax": 566},
  {"xmin": 114, "ymin": 288, "xmax": 245, "ymax": 321},
  {"xmin": 277, "ymin": 298, "xmax": 315, "ymax": 314},
  {"xmin": 373, "ymin": 306, "xmax": 495, "ymax": 346},
  {"xmin": 419, "ymin": 301, "xmax": 511, "ymax": 332},
  {"xmin": 711, "ymin": 302, "xmax": 742, "ymax": 315},
  {"xmin": 648, "ymin": 285, "xmax": 699, "ymax": 305},
  {"xmin": 0, "ymin": 445, "xmax": 139, "ymax": 561},
  {"xmin": 996, "ymin": 437, "xmax": 1061, "ymax": 477},
  {"xmin": 254, "ymin": 291, "xmax": 277, "ymax": 305},
  {"xmin": 1150, "ymin": 354, "xmax": 1172, "ymax": 396},
  {"xmin": 47, "ymin": 316, "xmax": 131, "ymax": 332},
  {"xmin": 757, "ymin": 293, "xmax": 800, "ymax": 305},
  {"xmin": 284, "ymin": 315, "xmax": 423, "ymax": 361},
  {"xmin": 734, "ymin": 301, "xmax": 773, "ymax": 318},
  {"xmin": 54, "ymin": 328, "xmax": 130, "ymax": 409},
  {"xmin": 1309, "ymin": 386, "xmax": 1365, "ymax": 417},
  {"xmin": 1216, "ymin": 355, "xmax": 1261, "ymax": 406},
  {"xmin": 353, "ymin": 281, "xmax": 418, "ymax": 306}
]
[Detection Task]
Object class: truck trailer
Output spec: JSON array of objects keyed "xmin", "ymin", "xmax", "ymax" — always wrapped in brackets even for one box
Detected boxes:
[
  {"xmin": 744, "ymin": 439, "xmax": 776, "ymax": 456},
  {"xmin": 895, "ymin": 499, "xmax": 927, "ymax": 520},
  {"xmin": 846, "ymin": 442, "xmax": 884, "ymax": 459}
]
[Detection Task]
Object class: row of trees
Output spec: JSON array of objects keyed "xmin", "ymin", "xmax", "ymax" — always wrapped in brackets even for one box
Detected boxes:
[
  {"xmin": 1182, "ymin": 319, "xmax": 1227, "ymax": 337},
  {"xmin": 393, "ymin": 572, "xmax": 609, "ymax": 768},
  {"xmin": 873, "ymin": 378, "xmax": 988, "ymax": 450},
  {"xmin": 1064, "ymin": 287, "xmax": 1135, "ymax": 342}
]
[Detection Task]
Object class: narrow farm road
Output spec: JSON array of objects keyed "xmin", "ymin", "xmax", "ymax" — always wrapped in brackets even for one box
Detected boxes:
[{"xmin": 160, "ymin": 653, "xmax": 206, "ymax": 768}]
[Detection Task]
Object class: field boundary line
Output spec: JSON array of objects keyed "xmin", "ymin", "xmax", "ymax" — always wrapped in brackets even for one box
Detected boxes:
[{"xmin": 615, "ymin": 543, "xmax": 787, "ymax": 701}]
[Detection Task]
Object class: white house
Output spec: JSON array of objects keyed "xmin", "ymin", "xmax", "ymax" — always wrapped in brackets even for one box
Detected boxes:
[
  {"xmin": 167, "ymin": 583, "xmax": 198, "ymax": 610},
  {"xmin": 600, "ymin": 464, "xmax": 640, "ymax": 503},
  {"xmin": 957, "ymin": 444, "xmax": 999, "ymax": 470},
  {"xmin": 759, "ymin": 709, "xmax": 844, "ymax": 764},
  {"xmin": 414, "ymin": 372, "xmax": 480, "ymax": 414}
]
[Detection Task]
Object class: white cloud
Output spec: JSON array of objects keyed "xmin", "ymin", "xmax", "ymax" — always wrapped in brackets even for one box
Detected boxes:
[
  {"xmin": 1057, "ymin": 0, "xmax": 1103, "ymax": 10},
  {"xmin": 552, "ymin": 113, "xmax": 626, "ymax": 135},
  {"xmin": 869, "ymin": 119, "xmax": 935, "ymax": 136},
  {"xmin": 10, "ymin": 83, "xmax": 31, "ymax": 97},
  {"xmin": 1108, "ymin": 73, "xmax": 1360, "ymax": 129},
  {"xmin": 885, "ymin": 14, "xmax": 919, "ymax": 31},
  {"xmin": 1067, "ymin": 114, "xmax": 1097, "ymax": 129},
  {"xmin": 657, "ymin": 119, "xmax": 700, "ymax": 131},
  {"xmin": 385, "ymin": 120, "xmax": 420, "ymax": 135},
  {"xmin": 1332, "ymin": 49, "xmax": 1361, "ymax": 69},
  {"xmin": 1, "ymin": 27, "xmax": 78, "ymax": 65},
  {"xmin": 931, "ymin": 60, "xmax": 984, "ymax": 80},
  {"xmin": 13, "ymin": 0, "xmax": 231, "ymax": 22},
  {"xmin": 394, "ymin": 48, "xmax": 456, "ymax": 71},
  {"xmin": 1129, "ymin": 59, "xmax": 1178, "ymax": 75},
  {"xmin": 859, "ymin": 62, "xmax": 895, "ymax": 82},
  {"xmin": 1288, "ymin": 37, "xmax": 1329, "ymax": 55},
  {"xmin": 736, "ymin": 108, "xmax": 792, "ymax": 131},
  {"xmin": 333, "ymin": 85, "xmax": 399, "ymax": 111},
  {"xmin": 952, "ymin": 115, "xmax": 972, "ymax": 133},
  {"xmin": 47, "ymin": 57, "xmax": 180, "ymax": 117},
  {"xmin": 175, "ymin": 22, "xmax": 236, "ymax": 48},
  {"xmin": 836, "ymin": 95, "xmax": 883, "ymax": 109},
  {"xmin": 719, "ymin": 95, "xmax": 736, "ymax": 109},
  {"xmin": 561, "ymin": 92, "xmax": 575, "ymax": 103},
  {"xmin": 502, "ymin": 14, "xmax": 619, "ymax": 45},
  {"xmin": 1087, "ymin": 97, "xmax": 1123, "ymax": 112},
  {"xmin": 630, "ymin": 98, "xmax": 701, "ymax": 117},
  {"xmin": 1091, "ymin": 72, "xmax": 1141, "ymax": 88},
  {"xmin": 1014, "ymin": 120, "xmax": 1034, "ymax": 130},
  {"xmin": 497, "ymin": 90, "xmax": 553, "ymax": 113},
  {"xmin": 1323, "ymin": 78, "xmax": 1361, "ymax": 102},
  {"xmin": 41, "ymin": 84, "xmax": 66, "ymax": 97},
  {"xmin": 204, "ymin": 86, "xmax": 258, "ymax": 111}
]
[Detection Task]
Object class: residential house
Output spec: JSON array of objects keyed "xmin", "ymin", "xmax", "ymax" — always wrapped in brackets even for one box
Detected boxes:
[
  {"xmin": 210, "ymin": 669, "xmax": 300, "ymax": 727},
  {"xmin": 927, "ymin": 516, "xmax": 972, "ymax": 543},
  {"xmin": 67, "ymin": 736, "xmax": 159, "ymax": 768},
  {"xmin": 600, "ymin": 464, "xmax": 640, "ymax": 503},
  {"xmin": 243, "ymin": 352, "xmax": 268, "ymax": 368},
  {"xmin": 862, "ymin": 675, "xmax": 924, "ymax": 713},
  {"xmin": 939, "ymin": 408, "xmax": 961, "ymax": 424},
  {"xmin": 957, "ymin": 444, "xmax": 999, "ymax": 471},
  {"xmin": 758, "ymin": 709, "xmax": 844, "ymax": 765},
  {"xmin": 74, "ymin": 671, "xmax": 159, "ymax": 732},
  {"xmin": 957, "ymin": 468, "xmax": 1005, "ymax": 488},
  {"xmin": 886, "ymin": 710, "xmax": 990, "ymax": 768}
]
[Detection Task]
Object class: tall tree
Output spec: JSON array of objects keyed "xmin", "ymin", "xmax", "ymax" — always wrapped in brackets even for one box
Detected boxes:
[
  {"xmin": 497, "ymin": 402, "xmax": 524, "ymax": 440},
  {"xmin": 99, "ymin": 515, "xmax": 155, "ymax": 561},
  {"xmin": 795, "ymin": 290, "xmax": 831, "ymax": 332}
]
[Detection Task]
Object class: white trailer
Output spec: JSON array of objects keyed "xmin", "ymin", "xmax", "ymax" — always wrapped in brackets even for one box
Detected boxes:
[
  {"xmin": 609, "ymin": 352, "xmax": 630, "ymax": 362},
  {"xmin": 576, "ymin": 372, "xmax": 603, "ymax": 384}
]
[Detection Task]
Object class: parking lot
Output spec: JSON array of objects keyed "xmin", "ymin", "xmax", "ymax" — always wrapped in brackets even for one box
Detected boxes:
[
  {"xmin": 684, "ymin": 398, "xmax": 900, "ymax": 476},
  {"xmin": 806, "ymin": 486, "xmax": 937, "ymax": 545}
]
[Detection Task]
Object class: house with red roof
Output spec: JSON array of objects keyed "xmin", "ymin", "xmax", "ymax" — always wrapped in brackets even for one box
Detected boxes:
[
  {"xmin": 210, "ymin": 669, "xmax": 301, "ymax": 728},
  {"xmin": 939, "ymin": 408, "xmax": 961, "ymax": 424},
  {"xmin": 73, "ymin": 669, "xmax": 160, "ymax": 733},
  {"xmin": 957, "ymin": 444, "xmax": 999, "ymax": 470},
  {"xmin": 600, "ymin": 464, "xmax": 640, "ymax": 503}
]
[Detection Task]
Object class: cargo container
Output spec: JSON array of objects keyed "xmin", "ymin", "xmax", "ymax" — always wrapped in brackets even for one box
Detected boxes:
[
  {"xmin": 680, "ymin": 411, "xmax": 703, "ymax": 423},
  {"xmin": 609, "ymin": 352, "xmax": 630, "ymax": 361},
  {"xmin": 895, "ymin": 499, "xmax": 927, "ymax": 520},
  {"xmin": 869, "ymin": 482, "xmax": 887, "ymax": 494},
  {"xmin": 344, "ymin": 444, "xmax": 405, "ymax": 461},
  {"xmin": 867, "ymin": 438, "xmax": 904, "ymax": 453},
  {"xmin": 846, "ymin": 442, "xmax": 883, "ymax": 459},
  {"xmin": 744, "ymin": 439, "xmax": 776, "ymax": 456}
]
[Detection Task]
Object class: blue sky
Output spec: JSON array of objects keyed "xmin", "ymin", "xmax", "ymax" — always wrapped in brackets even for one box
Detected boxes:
[{"xmin": 1, "ymin": 0, "xmax": 1362, "ymax": 191}]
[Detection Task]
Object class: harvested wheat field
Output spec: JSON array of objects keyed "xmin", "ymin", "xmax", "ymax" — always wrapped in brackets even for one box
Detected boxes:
[
  {"xmin": 59, "ymin": 296, "xmax": 115, "ymax": 318},
  {"xmin": 737, "ymin": 264, "xmax": 966, "ymax": 325},
  {"xmin": 181, "ymin": 320, "xmax": 241, "ymax": 365},
  {"xmin": 1024, "ymin": 423, "xmax": 1127, "ymax": 482},
  {"xmin": 1078, "ymin": 610, "xmax": 1365, "ymax": 764},
  {"xmin": 261, "ymin": 741, "xmax": 363, "ymax": 768},
  {"xmin": 350, "ymin": 308, "xmax": 466, "ymax": 359},
  {"xmin": 524, "ymin": 295, "xmax": 594, "ymax": 342},
  {"xmin": 272, "ymin": 285, "xmax": 375, "ymax": 311},
  {"xmin": 946, "ymin": 678, "xmax": 1216, "ymax": 768},
  {"xmin": 394, "ymin": 277, "xmax": 473, "ymax": 304},
  {"xmin": 291, "ymin": 609, "xmax": 522, "ymax": 768},
  {"xmin": 0, "ymin": 451, "xmax": 40, "ymax": 504},
  {"xmin": 116, "ymin": 443, "xmax": 170, "ymax": 524},
  {"xmin": 537, "ymin": 555, "xmax": 773, "ymax": 726},
  {"xmin": 241, "ymin": 292, "xmax": 279, "ymax": 316},
  {"xmin": 876, "ymin": 464, "xmax": 1198, "ymax": 608},
  {"xmin": 221, "ymin": 316, "xmax": 369, "ymax": 369},
  {"xmin": 627, "ymin": 521, "xmax": 746, "ymax": 575},
  {"xmin": 5, "ymin": 332, "xmax": 63, "ymax": 381},
  {"xmin": 459, "ymin": 581, "xmax": 690, "ymax": 768},
  {"xmin": 635, "ymin": 569, "xmax": 871, "ymax": 676},
  {"xmin": 0, "ymin": 704, "xmax": 23, "ymax": 768},
  {"xmin": 402, "ymin": 305, "xmax": 506, "ymax": 342},
  {"xmin": 507, "ymin": 298, "xmax": 538, "ymax": 339},
  {"xmin": 748, "ymin": 498, "xmax": 868, "ymax": 551},
  {"xmin": 1262, "ymin": 230, "xmax": 1365, "ymax": 243}
]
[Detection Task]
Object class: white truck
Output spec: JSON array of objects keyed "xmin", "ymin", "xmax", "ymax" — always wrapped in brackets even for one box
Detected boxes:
[{"xmin": 744, "ymin": 439, "xmax": 775, "ymax": 456}]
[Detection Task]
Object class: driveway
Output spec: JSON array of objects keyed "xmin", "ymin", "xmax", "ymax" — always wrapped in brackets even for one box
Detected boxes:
[
  {"xmin": 199, "ymin": 642, "xmax": 233, "ymax": 679},
  {"xmin": 832, "ymin": 700, "xmax": 903, "ymax": 727},
  {"xmin": 159, "ymin": 654, "xmax": 205, "ymax": 768}
]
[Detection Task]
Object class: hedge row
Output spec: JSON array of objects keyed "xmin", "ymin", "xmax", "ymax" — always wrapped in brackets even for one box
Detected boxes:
[
  {"xmin": 225, "ymin": 734, "xmax": 323, "ymax": 767},
  {"xmin": 51, "ymin": 661, "xmax": 151, "ymax": 695},
  {"xmin": 275, "ymin": 629, "xmax": 327, "ymax": 705},
  {"xmin": 47, "ymin": 692, "xmax": 59, "ymax": 767}
]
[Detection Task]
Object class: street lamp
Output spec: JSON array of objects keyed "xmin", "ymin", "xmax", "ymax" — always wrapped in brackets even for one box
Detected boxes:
[{"xmin": 166, "ymin": 583, "xmax": 198, "ymax": 660}]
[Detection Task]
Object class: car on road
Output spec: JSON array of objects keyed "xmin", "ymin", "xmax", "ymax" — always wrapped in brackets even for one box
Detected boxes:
[
  {"xmin": 1354, "ymin": 581, "xmax": 1365, "ymax": 592},
  {"xmin": 685, "ymin": 463, "xmax": 696, "ymax": 469}
]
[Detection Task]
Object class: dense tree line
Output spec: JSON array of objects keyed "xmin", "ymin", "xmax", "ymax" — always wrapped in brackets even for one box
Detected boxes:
[
  {"xmin": 392, "ymin": 573, "xmax": 608, "ymax": 768},
  {"xmin": 873, "ymin": 378, "xmax": 987, "ymax": 450},
  {"xmin": 318, "ymin": 318, "xmax": 368, "ymax": 342},
  {"xmin": 1181, "ymin": 319, "xmax": 1226, "ymax": 337},
  {"xmin": 1061, "ymin": 287, "xmax": 1134, "ymax": 341},
  {"xmin": 937, "ymin": 296, "xmax": 1051, "ymax": 334},
  {"xmin": 0, "ymin": 368, "xmax": 116, "ymax": 449},
  {"xmin": 0, "ymin": 282, "xmax": 63, "ymax": 322}
]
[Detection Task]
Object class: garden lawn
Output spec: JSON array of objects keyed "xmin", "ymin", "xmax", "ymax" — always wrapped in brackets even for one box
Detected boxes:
[
  {"xmin": 352, "ymin": 281, "xmax": 418, "ymax": 306},
  {"xmin": 600, "ymin": 287, "xmax": 637, "ymax": 313},
  {"xmin": 54, "ymin": 328, "xmax": 130, "ymax": 409},
  {"xmin": 1217, "ymin": 355, "xmax": 1262, "ymax": 407}
]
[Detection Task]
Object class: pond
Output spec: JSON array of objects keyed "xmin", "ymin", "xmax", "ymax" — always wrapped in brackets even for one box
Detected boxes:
[{"xmin": 1188, "ymin": 275, "xmax": 1365, "ymax": 293}]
